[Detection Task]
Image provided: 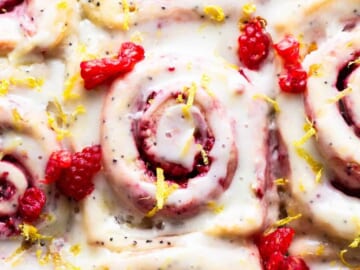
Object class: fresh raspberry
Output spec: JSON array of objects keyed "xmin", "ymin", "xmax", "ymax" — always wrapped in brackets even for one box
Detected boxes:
[
  {"xmin": 56, "ymin": 145, "xmax": 101, "ymax": 201},
  {"xmin": 278, "ymin": 65, "xmax": 307, "ymax": 94},
  {"xmin": 257, "ymin": 227, "xmax": 295, "ymax": 262},
  {"xmin": 237, "ymin": 18, "xmax": 271, "ymax": 70},
  {"xmin": 118, "ymin": 42, "xmax": 146, "ymax": 63},
  {"xmin": 274, "ymin": 35, "xmax": 300, "ymax": 64},
  {"xmin": 18, "ymin": 187, "xmax": 46, "ymax": 222},
  {"xmin": 286, "ymin": 256, "xmax": 310, "ymax": 270},
  {"xmin": 45, "ymin": 150, "xmax": 72, "ymax": 184},
  {"xmin": 266, "ymin": 252, "xmax": 309, "ymax": 270},
  {"xmin": 80, "ymin": 42, "xmax": 145, "ymax": 90}
]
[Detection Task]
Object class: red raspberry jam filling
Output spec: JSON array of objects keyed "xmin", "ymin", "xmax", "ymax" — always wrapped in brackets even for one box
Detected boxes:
[
  {"xmin": 134, "ymin": 92, "xmax": 215, "ymax": 185},
  {"xmin": 0, "ymin": 0, "xmax": 23, "ymax": 13},
  {"xmin": 324, "ymin": 55, "xmax": 360, "ymax": 196},
  {"xmin": 0, "ymin": 172, "xmax": 16, "ymax": 201},
  {"xmin": 0, "ymin": 156, "xmax": 46, "ymax": 236}
]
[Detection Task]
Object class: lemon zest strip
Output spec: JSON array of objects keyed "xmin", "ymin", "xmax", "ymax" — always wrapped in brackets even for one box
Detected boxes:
[
  {"xmin": 147, "ymin": 168, "xmax": 178, "ymax": 217},
  {"xmin": 274, "ymin": 213, "xmax": 302, "ymax": 227},
  {"xmin": 327, "ymin": 86, "xmax": 352, "ymax": 104},
  {"xmin": 253, "ymin": 93, "xmax": 280, "ymax": 112},
  {"xmin": 203, "ymin": 5, "xmax": 225, "ymax": 22}
]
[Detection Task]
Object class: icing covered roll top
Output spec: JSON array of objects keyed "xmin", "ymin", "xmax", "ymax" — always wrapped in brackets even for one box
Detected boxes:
[
  {"xmin": 85, "ymin": 50, "xmax": 273, "ymax": 252},
  {"xmin": 102, "ymin": 53, "xmax": 238, "ymax": 218},
  {"xmin": 0, "ymin": 96, "xmax": 63, "ymax": 237},
  {"xmin": 277, "ymin": 27, "xmax": 360, "ymax": 244},
  {"xmin": 305, "ymin": 28, "xmax": 360, "ymax": 192},
  {"xmin": 80, "ymin": 0, "xmax": 244, "ymax": 30},
  {"xmin": 0, "ymin": 0, "xmax": 74, "ymax": 56}
]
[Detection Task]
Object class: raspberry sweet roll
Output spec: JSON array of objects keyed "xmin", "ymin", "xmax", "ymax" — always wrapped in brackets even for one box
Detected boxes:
[
  {"xmin": 0, "ymin": 95, "xmax": 69, "ymax": 238},
  {"xmin": 277, "ymin": 27, "xmax": 360, "ymax": 265},
  {"xmin": 81, "ymin": 47, "xmax": 275, "ymax": 268},
  {"xmin": 271, "ymin": 0, "xmax": 360, "ymax": 52},
  {"xmin": 0, "ymin": 0, "xmax": 74, "ymax": 58},
  {"xmin": 80, "ymin": 0, "xmax": 246, "ymax": 30}
]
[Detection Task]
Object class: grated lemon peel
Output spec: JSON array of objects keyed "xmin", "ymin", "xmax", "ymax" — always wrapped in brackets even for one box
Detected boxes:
[
  {"xmin": 293, "ymin": 118, "xmax": 323, "ymax": 180},
  {"xmin": 200, "ymin": 74, "xmax": 215, "ymax": 97},
  {"xmin": 121, "ymin": 0, "xmax": 131, "ymax": 31},
  {"xmin": 56, "ymin": 0, "xmax": 68, "ymax": 9},
  {"xmin": 242, "ymin": 3, "xmax": 256, "ymax": 16},
  {"xmin": 274, "ymin": 178, "xmax": 288, "ymax": 186},
  {"xmin": 0, "ymin": 79, "xmax": 10, "ymax": 95},
  {"xmin": 197, "ymin": 144, "xmax": 209, "ymax": 165},
  {"xmin": 207, "ymin": 201, "xmax": 224, "ymax": 214},
  {"xmin": 46, "ymin": 99, "xmax": 86, "ymax": 140},
  {"xmin": 308, "ymin": 63, "xmax": 323, "ymax": 77},
  {"xmin": 182, "ymin": 82, "xmax": 197, "ymax": 119},
  {"xmin": 274, "ymin": 213, "xmax": 302, "ymax": 227},
  {"xmin": 70, "ymin": 244, "xmax": 81, "ymax": 256},
  {"xmin": 11, "ymin": 108, "xmax": 23, "ymax": 131},
  {"xmin": 146, "ymin": 168, "xmax": 178, "ymax": 217},
  {"xmin": 253, "ymin": 93, "xmax": 280, "ymax": 112},
  {"xmin": 338, "ymin": 232, "xmax": 360, "ymax": 268},
  {"xmin": 203, "ymin": 5, "xmax": 225, "ymax": 22},
  {"xmin": 63, "ymin": 73, "xmax": 81, "ymax": 101},
  {"xmin": 327, "ymin": 85, "xmax": 353, "ymax": 104}
]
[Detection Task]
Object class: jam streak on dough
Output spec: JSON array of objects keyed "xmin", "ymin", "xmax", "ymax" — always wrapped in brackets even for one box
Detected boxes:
[
  {"xmin": 101, "ymin": 53, "xmax": 238, "ymax": 218},
  {"xmin": 0, "ymin": 0, "xmax": 74, "ymax": 57},
  {"xmin": 0, "ymin": 96, "xmax": 62, "ymax": 236}
]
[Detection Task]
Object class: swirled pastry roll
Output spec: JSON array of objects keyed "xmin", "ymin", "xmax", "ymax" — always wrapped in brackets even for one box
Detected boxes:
[
  {"xmin": 80, "ymin": 0, "xmax": 249, "ymax": 30},
  {"xmin": 276, "ymin": 27, "xmax": 360, "ymax": 266},
  {"xmin": 77, "ymin": 47, "xmax": 276, "ymax": 268},
  {"xmin": 0, "ymin": 0, "xmax": 74, "ymax": 58}
]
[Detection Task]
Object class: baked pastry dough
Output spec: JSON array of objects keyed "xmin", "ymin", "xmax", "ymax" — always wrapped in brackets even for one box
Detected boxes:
[
  {"xmin": 276, "ymin": 27, "xmax": 360, "ymax": 267},
  {"xmin": 0, "ymin": 0, "xmax": 74, "ymax": 57},
  {"xmin": 83, "ymin": 50, "xmax": 274, "ymax": 255},
  {"xmin": 1, "ymin": 0, "xmax": 360, "ymax": 269}
]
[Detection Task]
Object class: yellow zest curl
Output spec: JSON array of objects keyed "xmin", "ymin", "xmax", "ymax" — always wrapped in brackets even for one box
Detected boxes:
[
  {"xmin": 182, "ymin": 82, "xmax": 197, "ymax": 118},
  {"xmin": 147, "ymin": 168, "xmax": 178, "ymax": 217},
  {"xmin": 63, "ymin": 74, "xmax": 80, "ymax": 101},
  {"xmin": 274, "ymin": 178, "xmax": 288, "ymax": 186},
  {"xmin": 197, "ymin": 144, "xmax": 209, "ymax": 165},
  {"xmin": 121, "ymin": 0, "xmax": 131, "ymax": 31},
  {"xmin": 56, "ymin": 0, "xmax": 68, "ymax": 9},
  {"xmin": 200, "ymin": 74, "xmax": 215, "ymax": 97},
  {"xmin": 339, "ymin": 249, "xmax": 360, "ymax": 269},
  {"xmin": 207, "ymin": 201, "xmax": 224, "ymax": 214},
  {"xmin": 70, "ymin": 244, "xmax": 81, "ymax": 256},
  {"xmin": 308, "ymin": 63, "xmax": 323, "ymax": 77},
  {"xmin": 242, "ymin": 3, "xmax": 256, "ymax": 16},
  {"xmin": 0, "ymin": 79, "xmax": 10, "ymax": 95},
  {"xmin": 11, "ymin": 108, "xmax": 23, "ymax": 131},
  {"xmin": 327, "ymin": 86, "xmax": 352, "ymax": 104},
  {"xmin": 293, "ymin": 119, "xmax": 323, "ymax": 175},
  {"xmin": 253, "ymin": 93, "xmax": 280, "ymax": 112},
  {"xmin": 19, "ymin": 224, "xmax": 52, "ymax": 243},
  {"xmin": 203, "ymin": 5, "xmax": 225, "ymax": 22},
  {"xmin": 274, "ymin": 213, "xmax": 302, "ymax": 227}
]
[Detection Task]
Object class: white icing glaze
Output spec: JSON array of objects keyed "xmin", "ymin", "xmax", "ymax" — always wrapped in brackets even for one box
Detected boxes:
[
  {"xmin": 2, "ymin": 0, "xmax": 360, "ymax": 269},
  {"xmin": 0, "ymin": 0, "xmax": 75, "ymax": 59}
]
